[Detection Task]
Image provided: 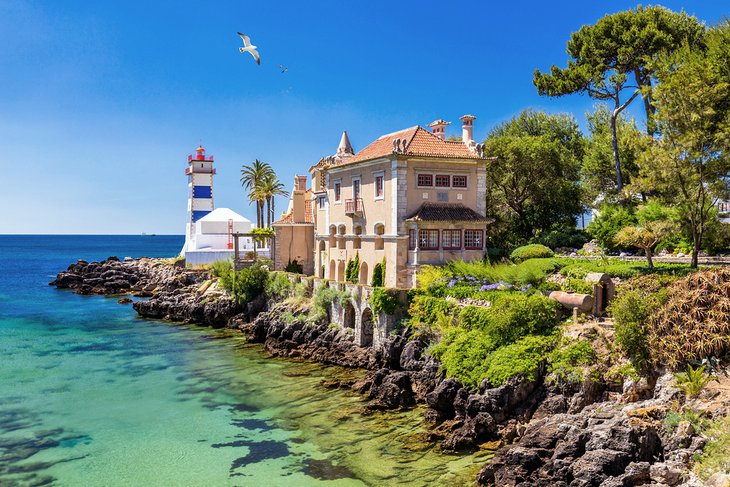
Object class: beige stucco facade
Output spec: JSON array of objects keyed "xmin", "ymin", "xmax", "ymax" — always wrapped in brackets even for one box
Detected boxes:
[{"xmin": 308, "ymin": 119, "xmax": 492, "ymax": 288}]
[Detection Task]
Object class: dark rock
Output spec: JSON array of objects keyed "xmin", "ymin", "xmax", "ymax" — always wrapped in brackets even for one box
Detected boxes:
[{"xmin": 117, "ymin": 297, "xmax": 133, "ymax": 304}]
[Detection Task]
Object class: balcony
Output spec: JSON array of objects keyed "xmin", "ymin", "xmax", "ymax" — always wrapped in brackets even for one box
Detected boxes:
[{"xmin": 345, "ymin": 198, "xmax": 363, "ymax": 216}]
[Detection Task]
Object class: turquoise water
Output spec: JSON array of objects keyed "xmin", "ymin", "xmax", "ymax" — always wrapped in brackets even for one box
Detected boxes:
[{"xmin": 0, "ymin": 235, "xmax": 489, "ymax": 486}]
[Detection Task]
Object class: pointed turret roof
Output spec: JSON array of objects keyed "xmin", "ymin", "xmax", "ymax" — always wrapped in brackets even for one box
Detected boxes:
[{"xmin": 336, "ymin": 130, "xmax": 354, "ymax": 156}]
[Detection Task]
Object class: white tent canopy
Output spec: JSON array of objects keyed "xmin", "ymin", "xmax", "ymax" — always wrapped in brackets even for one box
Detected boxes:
[{"xmin": 196, "ymin": 208, "xmax": 252, "ymax": 235}]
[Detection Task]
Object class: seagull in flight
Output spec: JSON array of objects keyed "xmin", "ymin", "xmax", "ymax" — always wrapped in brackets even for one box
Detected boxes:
[
  {"xmin": 237, "ymin": 32, "xmax": 260, "ymax": 65},
  {"xmin": 278, "ymin": 64, "xmax": 288, "ymax": 74}
]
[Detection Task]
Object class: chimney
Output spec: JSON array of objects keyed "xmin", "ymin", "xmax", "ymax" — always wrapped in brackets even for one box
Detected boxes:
[
  {"xmin": 460, "ymin": 115, "xmax": 476, "ymax": 144},
  {"xmin": 428, "ymin": 119, "xmax": 450, "ymax": 141},
  {"xmin": 291, "ymin": 176, "xmax": 307, "ymax": 222},
  {"xmin": 295, "ymin": 175, "xmax": 307, "ymax": 192}
]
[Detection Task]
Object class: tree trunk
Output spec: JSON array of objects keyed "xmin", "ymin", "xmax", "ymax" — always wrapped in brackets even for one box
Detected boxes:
[
  {"xmin": 266, "ymin": 197, "xmax": 272, "ymax": 228},
  {"xmin": 635, "ymin": 68, "xmax": 656, "ymax": 137},
  {"xmin": 645, "ymin": 247, "xmax": 653, "ymax": 270},
  {"xmin": 610, "ymin": 110, "xmax": 624, "ymax": 192}
]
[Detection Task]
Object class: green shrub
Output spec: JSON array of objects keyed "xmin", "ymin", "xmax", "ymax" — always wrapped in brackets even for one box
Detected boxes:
[
  {"xmin": 674, "ymin": 364, "xmax": 717, "ymax": 398},
  {"xmin": 370, "ymin": 287, "xmax": 400, "ymax": 316},
  {"xmin": 430, "ymin": 328, "xmax": 499, "ymax": 389},
  {"xmin": 311, "ymin": 285, "xmax": 350, "ymax": 322},
  {"xmin": 345, "ymin": 253, "xmax": 360, "ymax": 283},
  {"xmin": 408, "ymin": 295, "xmax": 454, "ymax": 327},
  {"xmin": 665, "ymin": 408, "xmax": 710, "ymax": 434},
  {"xmin": 219, "ymin": 261, "xmax": 269, "ymax": 304},
  {"xmin": 609, "ymin": 289, "xmax": 652, "ymax": 370},
  {"xmin": 609, "ymin": 275, "xmax": 678, "ymax": 370},
  {"xmin": 481, "ymin": 335, "xmax": 558, "ymax": 387},
  {"xmin": 693, "ymin": 416, "xmax": 730, "ymax": 480},
  {"xmin": 210, "ymin": 259, "xmax": 233, "ymax": 278},
  {"xmin": 266, "ymin": 272, "xmax": 293, "ymax": 300},
  {"xmin": 510, "ymin": 244, "xmax": 555, "ymax": 262},
  {"xmin": 547, "ymin": 339, "xmax": 596, "ymax": 385},
  {"xmin": 284, "ymin": 259, "xmax": 303, "ymax": 274},
  {"xmin": 371, "ymin": 259, "xmax": 386, "ymax": 287},
  {"xmin": 587, "ymin": 204, "xmax": 637, "ymax": 252},
  {"xmin": 531, "ymin": 225, "xmax": 590, "ymax": 250}
]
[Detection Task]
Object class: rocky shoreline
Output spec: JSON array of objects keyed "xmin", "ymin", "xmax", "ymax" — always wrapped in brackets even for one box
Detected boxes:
[{"xmin": 50, "ymin": 257, "xmax": 724, "ymax": 487}]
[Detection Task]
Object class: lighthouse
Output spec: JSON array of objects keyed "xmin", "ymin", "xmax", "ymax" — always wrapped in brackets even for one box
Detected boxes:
[
  {"xmin": 183, "ymin": 145, "xmax": 216, "ymax": 252},
  {"xmin": 180, "ymin": 144, "xmax": 255, "ymax": 264}
]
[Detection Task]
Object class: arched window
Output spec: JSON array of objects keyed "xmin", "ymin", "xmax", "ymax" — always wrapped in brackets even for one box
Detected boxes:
[{"xmin": 374, "ymin": 223, "xmax": 385, "ymax": 251}]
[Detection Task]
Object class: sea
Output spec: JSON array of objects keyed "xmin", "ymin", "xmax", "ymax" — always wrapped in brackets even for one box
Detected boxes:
[{"xmin": 0, "ymin": 235, "xmax": 490, "ymax": 486}]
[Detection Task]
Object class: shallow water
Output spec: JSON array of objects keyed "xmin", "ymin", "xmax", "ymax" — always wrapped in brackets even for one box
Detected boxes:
[{"xmin": 0, "ymin": 235, "xmax": 491, "ymax": 486}]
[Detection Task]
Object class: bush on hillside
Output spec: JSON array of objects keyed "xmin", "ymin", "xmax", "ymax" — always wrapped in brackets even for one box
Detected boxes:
[
  {"xmin": 458, "ymin": 293, "xmax": 561, "ymax": 346},
  {"xmin": 210, "ymin": 259, "xmax": 233, "ymax": 278},
  {"xmin": 510, "ymin": 244, "xmax": 555, "ymax": 262},
  {"xmin": 531, "ymin": 225, "xmax": 590, "ymax": 250},
  {"xmin": 609, "ymin": 274, "xmax": 674, "ymax": 370},
  {"xmin": 648, "ymin": 268, "xmax": 730, "ymax": 368},
  {"xmin": 284, "ymin": 259, "xmax": 303, "ymax": 274},
  {"xmin": 218, "ymin": 261, "xmax": 269, "ymax": 304},
  {"xmin": 587, "ymin": 204, "xmax": 637, "ymax": 252},
  {"xmin": 266, "ymin": 272, "xmax": 293, "ymax": 300}
]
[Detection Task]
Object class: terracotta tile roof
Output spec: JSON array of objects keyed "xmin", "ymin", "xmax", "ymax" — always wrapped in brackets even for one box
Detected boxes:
[
  {"xmin": 405, "ymin": 203, "xmax": 493, "ymax": 223},
  {"xmin": 310, "ymin": 124, "xmax": 487, "ymax": 173},
  {"xmin": 273, "ymin": 192, "xmax": 314, "ymax": 225},
  {"xmin": 344, "ymin": 126, "xmax": 483, "ymax": 165}
]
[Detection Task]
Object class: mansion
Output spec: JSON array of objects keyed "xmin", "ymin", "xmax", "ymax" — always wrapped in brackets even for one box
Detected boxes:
[{"xmin": 273, "ymin": 115, "xmax": 493, "ymax": 288}]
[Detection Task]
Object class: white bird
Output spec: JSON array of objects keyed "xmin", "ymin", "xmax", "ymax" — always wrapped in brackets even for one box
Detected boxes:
[
  {"xmin": 237, "ymin": 32, "xmax": 260, "ymax": 65},
  {"xmin": 278, "ymin": 64, "xmax": 288, "ymax": 74}
]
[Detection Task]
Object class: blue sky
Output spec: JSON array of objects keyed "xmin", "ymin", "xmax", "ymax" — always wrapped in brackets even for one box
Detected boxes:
[{"xmin": 1, "ymin": 0, "xmax": 728, "ymax": 234}]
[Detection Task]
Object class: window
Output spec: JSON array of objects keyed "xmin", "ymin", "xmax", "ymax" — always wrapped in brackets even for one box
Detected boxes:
[
  {"xmin": 318, "ymin": 196, "xmax": 326, "ymax": 209},
  {"xmin": 417, "ymin": 174, "xmax": 433, "ymax": 187},
  {"xmin": 352, "ymin": 178, "xmax": 361, "ymax": 199},
  {"xmin": 435, "ymin": 175, "xmax": 450, "ymax": 187},
  {"xmin": 375, "ymin": 174, "xmax": 384, "ymax": 198},
  {"xmin": 410, "ymin": 229, "xmax": 439, "ymax": 250},
  {"xmin": 464, "ymin": 230, "xmax": 483, "ymax": 249},
  {"xmin": 452, "ymin": 175, "xmax": 467, "ymax": 188},
  {"xmin": 334, "ymin": 181, "xmax": 341, "ymax": 202},
  {"xmin": 442, "ymin": 230, "xmax": 461, "ymax": 250},
  {"xmin": 419, "ymin": 229, "xmax": 439, "ymax": 250}
]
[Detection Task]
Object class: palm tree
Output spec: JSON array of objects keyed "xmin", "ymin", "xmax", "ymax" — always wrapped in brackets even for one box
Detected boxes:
[
  {"xmin": 240, "ymin": 160, "xmax": 272, "ymax": 227},
  {"xmin": 259, "ymin": 173, "xmax": 289, "ymax": 227}
]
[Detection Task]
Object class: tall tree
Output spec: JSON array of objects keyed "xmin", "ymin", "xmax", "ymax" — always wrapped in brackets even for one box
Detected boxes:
[
  {"xmin": 533, "ymin": 6, "xmax": 704, "ymax": 191},
  {"xmin": 636, "ymin": 22, "xmax": 730, "ymax": 268},
  {"xmin": 582, "ymin": 104, "xmax": 642, "ymax": 203},
  {"xmin": 483, "ymin": 110, "xmax": 584, "ymax": 245},
  {"xmin": 240, "ymin": 159, "xmax": 272, "ymax": 228}
]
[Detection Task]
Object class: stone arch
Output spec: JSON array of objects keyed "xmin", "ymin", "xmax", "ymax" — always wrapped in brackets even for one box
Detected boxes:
[
  {"xmin": 329, "ymin": 260, "xmax": 336, "ymax": 280},
  {"xmin": 360, "ymin": 307, "xmax": 374, "ymax": 347},
  {"xmin": 359, "ymin": 261, "xmax": 369, "ymax": 285},
  {"xmin": 329, "ymin": 225, "xmax": 337, "ymax": 247},
  {"xmin": 337, "ymin": 260, "xmax": 346, "ymax": 282},
  {"xmin": 319, "ymin": 240, "xmax": 326, "ymax": 251},
  {"xmin": 343, "ymin": 300, "xmax": 356, "ymax": 329}
]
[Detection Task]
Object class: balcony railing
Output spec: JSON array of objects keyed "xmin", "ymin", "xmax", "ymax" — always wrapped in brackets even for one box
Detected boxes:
[{"xmin": 345, "ymin": 198, "xmax": 363, "ymax": 216}]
